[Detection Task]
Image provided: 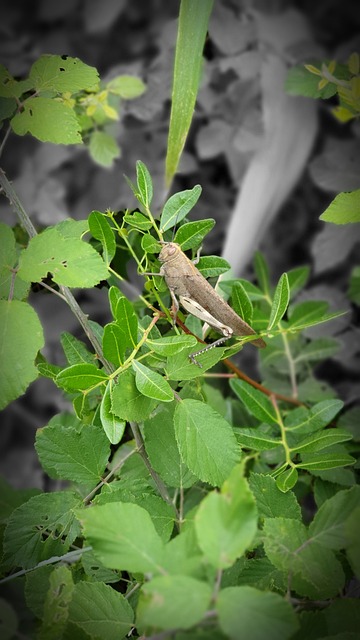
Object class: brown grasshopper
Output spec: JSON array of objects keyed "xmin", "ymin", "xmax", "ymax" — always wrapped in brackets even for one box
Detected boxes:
[{"xmin": 151, "ymin": 242, "xmax": 266, "ymax": 365}]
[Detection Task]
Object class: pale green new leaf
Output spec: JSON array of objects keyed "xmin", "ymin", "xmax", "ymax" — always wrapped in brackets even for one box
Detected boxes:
[
  {"xmin": 160, "ymin": 185, "xmax": 202, "ymax": 232},
  {"xmin": 69, "ymin": 581, "xmax": 133, "ymax": 640},
  {"xmin": 174, "ymin": 399, "xmax": 240, "ymax": 486},
  {"xmin": 165, "ymin": 0, "xmax": 214, "ymax": 185},
  {"xmin": 35, "ymin": 422, "xmax": 110, "ymax": 484},
  {"xmin": 3, "ymin": 492, "xmax": 81, "ymax": 569},
  {"xmin": 0, "ymin": 300, "xmax": 44, "ymax": 410},
  {"xmin": 11, "ymin": 98, "xmax": 82, "ymax": 144},
  {"xmin": 17, "ymin": 224, "xmax": 109, "ymax": 287},
  {"xmin": 195, "ymin": 468, "xmax": 257, "ymax": 568},
  {"xmin": 230, "ymin": 379, "xmax": 278, "ymax": 425},
  {"xmin": 137, "ymin": 575, "xmax": 212, "ymax": 631},
  {"xmin": 89, "ymin": 131, "xmax": 120, "ymax": 168},
  {"xmin": 100, "ymin": 382, "xmax": 126, "ymax": 444},
  {"xmin": 132, "ymin": 360, "xmax": 174, "ymax": 402},
  {"xmin": 77, "ymin": 502, "xmax": 165, "ymax": 573},
  {"xmin": 320, "ymin": 189, "xmax": 360, "ymax": 224},
  {"xmin": 29, "ymin": 54, "xmax": 99, "ymax": 92},
  {"xmin": 248, "ymin": 473, "xmax": 301, "ymax": 519},
  {"xmin": 107, "ymin": 75, "xmax": 146, "ymax": 99},
  {"xmin": 217, "ymin": 586, "xmax": 299, "ymax": 640},
  {"xmin": 267, "ymin": 273, "xmax": 290, "ymax": 330}
]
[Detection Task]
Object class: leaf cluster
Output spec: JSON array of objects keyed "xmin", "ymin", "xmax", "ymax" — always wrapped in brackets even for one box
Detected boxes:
[{"xmin": 0, "ymin": 161, "xmax": 359, "ymax": 639}]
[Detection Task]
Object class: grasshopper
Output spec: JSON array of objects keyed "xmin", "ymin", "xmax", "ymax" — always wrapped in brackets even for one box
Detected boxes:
[{"xmin": 151, "ymin": 242, "xmax": 266, "ymax": 365}]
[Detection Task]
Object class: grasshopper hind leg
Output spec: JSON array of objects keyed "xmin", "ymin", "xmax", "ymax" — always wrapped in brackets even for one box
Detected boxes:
[{"xmin": 189, "ymin": 334, "xmax": 231, "ymax": 367}]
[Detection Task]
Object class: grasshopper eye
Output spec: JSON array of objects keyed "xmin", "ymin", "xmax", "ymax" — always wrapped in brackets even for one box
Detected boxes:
[{"xmin": 167, "ymin": 244, "xmax": 177, "ymax": 256}]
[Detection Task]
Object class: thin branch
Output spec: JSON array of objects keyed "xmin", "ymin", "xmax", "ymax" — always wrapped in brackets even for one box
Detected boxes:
[{"xmin": 0, "ymin": 125, "xmax": 12, "ymax": 161}]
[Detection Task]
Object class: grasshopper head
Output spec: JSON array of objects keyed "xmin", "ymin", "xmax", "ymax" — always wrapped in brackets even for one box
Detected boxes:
[{"xmin": 158, "ymin": 242, "xmax": 180, "ymax": 263}]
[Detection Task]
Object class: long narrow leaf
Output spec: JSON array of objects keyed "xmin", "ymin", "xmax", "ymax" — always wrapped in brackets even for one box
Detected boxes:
[{"xmin": 165, "ymin": 0, "xmax": 214, "ymax": 186}]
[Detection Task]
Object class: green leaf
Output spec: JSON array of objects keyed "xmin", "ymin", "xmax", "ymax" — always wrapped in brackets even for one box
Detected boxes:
[
  {"xmin": 81, "ymin": 549, "xmax": 119, "ymax": 584},
  {"xmin": 285, "ymin": 64, "xmax": 337, "ymax": 99},
  {"xmin": 174, "ymin": 218, "xmax": 215, "ymax": 250},
  {"xmin": 253, "ymin": 251, "xmax": 270, "ymax": 295},
  {"xmin": 231, "ymin": 282, "xmax": 253, "ymax": 325},
  {"xmin": 107, "ymin": 74, "xmax": 146, "ymax": 99},
  {"xmin": 275, "ymin": 467, "xmax": 298, "ymax": 492},
  {"xmin": 297, "ymin": 452, "xmax": 355, "ymax": 471},
  {"xmin": 320, "ymin": 189, "xmax": 360, "ymax": 224},
  {"xmin": 0, "ymin": 63, "xmax": 32, "ymax": 98},
  {"xmin": 196, "ymin": 255, "xmax": 230, "ymax": 278},
  {"xmin": 295, "ymin": 338, "xmax": 340, "ymax": 363},
  {"xmin": 136, "ymin": 160, "xmax": 153, "ymax": 208},
  {"xmin": 166, "ymin": 343, "xmax": 226, "ymax": 380},
  {"xmin": 143, "ymin": 406, "xmax": 196, "ymax": 489},
  {"xmin": 309, "ymin": 486, "xmax": 360, "ymax": 549},
  {"xmin": 89, "ymin": 131, "xmax": 120, "ymax": 167},
  {"xmin": 35, "ymin": 422, "xmax": 110, "ymax": 484},
  {"xmin": 137, "ymin": 575, "xmax": 212, "ymax": 631},
  {"xmin": 147, "ymin": 334, "xmax": 197, "ymax": 356},
  {"xmin": 141, "ymin": 234, "xmax": 161, "ymax": 254},
  {"xmin": 123, "ymin": 210, "xmax": 152, "ymax": 230},
  {"xmin": 285, "ymin": 399, "xmax": 344, "ymax": 434},
  {"xmin": 0, "ymin": 300, "xmax": 44, "ymax": 410},
  {"xmin": 111, "ymin": 292, "xmax": 138, "ymax": 350},
  {"xmin": 111, "ymin": 369, "xmax": 157, "ymax": 422},
  {"xmin": 287, "ymin": 300, "xmax": 345, "ymax": 331},
  {"xmin": 29, "ymin": 54, "xmax": 99, "ymax": 92},
  {"xmin": 56, "ymin": 363, "xmax": 108, "ymax": 391},
  {"xmin": 88, "ymin": 211, "xmax": 116, "ymax": 265},
  {"xmin": 60, "ymin": 332, "xmax": 95, "ymax": 366},
  {"xmin": 174, "ymin": 399, "xmax": 240, "ymax": 486},
  {"xmin": 287, "ymin": 266, "xmax": 310, "ymax": 297},
  {"xmin": 0, "ymin": 223, "xmax": 30, "ymax": 300},
  {"xmin": 267, "ymin": 273, "xmax": 290, "ymax": 330},
  {"xmin": 39, "ymin": 566, "xmax": 74, "ymax": 640},
  {"xmin": 69, "ymin": 581, "xmax": 133, "ymax": 640},
  {"xmin": 160, "ymin": 185, "xmax": 202, "ymax": 232},
  {"xmin": 217, "ymin": 586, "xmax": 299, "ymax": 640},
  {"xmin": 234, "ymin": 428, "xmax": 280, "ymax": 451},
  {"xmin": 0, "ymin": 476, "xmax": 40, "ymax": 524},
  {"xmin": 102, "ymin": 322, "xmax": 126, "ymax": 367},
  {"xmin": 132, "ymin": 360, "xmax": 174, "ymax": 402},
  {"xmin": 11, "ymin": 97, "xmax": 82, "ymax": 144},
  {"xmin": 248, "ymin": 473, "xmax": 301, "ymax": 519},
  {"xmin": 195, "ymin": 466, "xmax": 257, "ymax": 568},
  {"xmin": 100, "ymin": 382, "xmax": 126, "ymax": 444},
  {"xmin": 17, "ymin": 222, "xmax": 109, "ymax": 287},
  {"xmin": 3, "ymin": 492, "xmax": 81, "ymax": 569},
  {"xmin": 263, "ymin": 517, "xmax": 345, "ymax": 598},
  {"xmin": 291, "ymin": 428, "xmax": 352, "ymax": 454},
  {"xmin": 0, "ymin": 598, "xmax": 18, "ymax": 640},
  {"xmin": 165, "ymin": 0, "xmax": 213, "ymax": 184},
  {"xmin": 77, "ymin": 501, "xmax": 165, "ymax": 573},
  {"xmin": 230, "ymin": 379, "xmax": 278, "ymax": 425}
]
